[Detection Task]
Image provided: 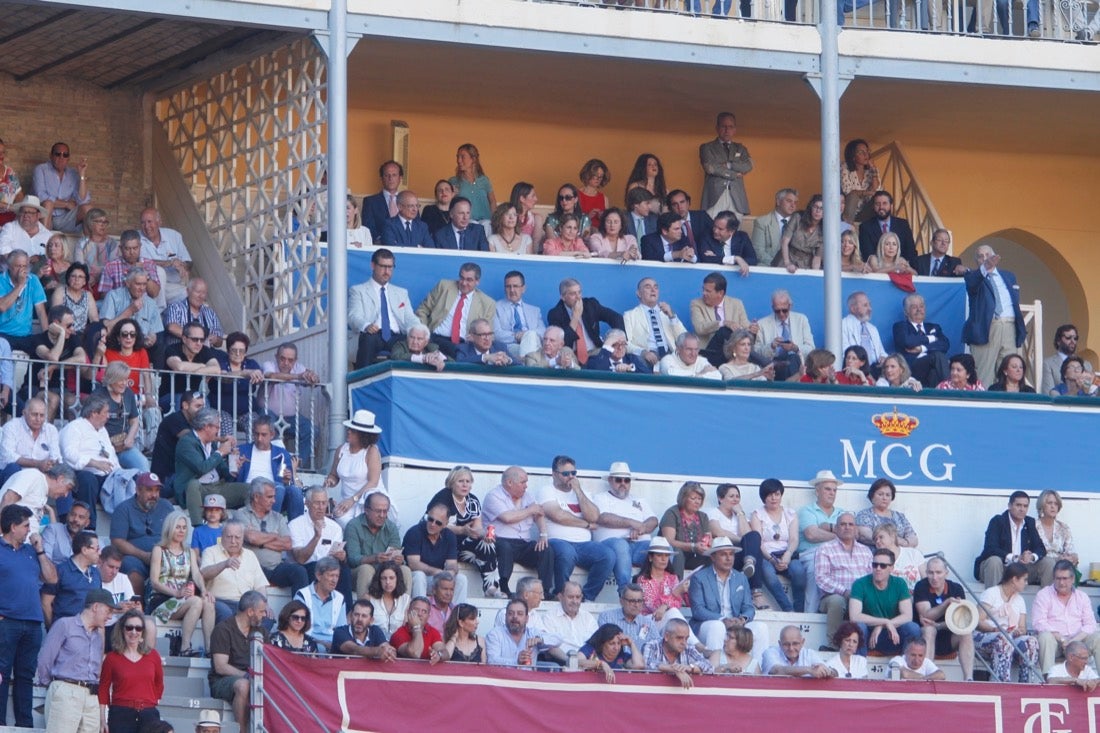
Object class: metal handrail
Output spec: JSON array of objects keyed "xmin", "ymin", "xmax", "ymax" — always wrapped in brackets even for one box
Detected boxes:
[
  {"xmin": 924, "ymin": 550, "xmax": 1045, "ymax": 683},
  {"xmin": 870, "ymin": 141, "xmax": 946, "ymax": 258}
]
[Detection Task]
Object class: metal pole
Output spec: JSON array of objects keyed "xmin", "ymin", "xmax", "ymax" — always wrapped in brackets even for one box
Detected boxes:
[
  {"xmin": 326, "ymin": 0, "xmax": 349, "ymax": 462},
  {"xmin": 820, "ymin": 0, "xmax": 843, "ymax": 362}
]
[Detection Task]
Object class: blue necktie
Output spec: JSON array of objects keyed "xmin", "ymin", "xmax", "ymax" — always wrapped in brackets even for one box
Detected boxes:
[
  {"xmin": 379, "ymin": 285, "xmax": 392, "ymax": 341},
  {"xmin": 456, "ymin": 229, "xmax": 463, "ymax": 250},
  {"xmin": 780, "ymin": 320, "xmax": 791, "ymax": 342},
  {"xmin": 513, "ymin": 304, "xmax": 523, "ymax": 331}
]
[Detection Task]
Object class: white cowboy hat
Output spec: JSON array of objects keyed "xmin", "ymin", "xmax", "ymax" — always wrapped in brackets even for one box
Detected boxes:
[
  {"xmin": 646, "ymin": 537, "xmax": 674, "ymax": 555},
  {"xmin": 809, "ymin": 469, "xmax": 843, "ymax": 488},
  {"xmin": 944, "ymin": 599, "xmax": 980, "ymax": 635},
  {"xmin": 342, "ymin": 408, "xmax": 382, "ymax": 434},
  {"xmin": 607, "ymin": 461, "xmax": 632, "ymax": 478},
  {"xmin": 705, "ymin": 536, "xmax": 740, "ymax": 556}
]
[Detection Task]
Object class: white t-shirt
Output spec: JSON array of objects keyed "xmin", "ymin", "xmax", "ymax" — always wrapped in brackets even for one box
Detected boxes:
[
  {"xmin": 979, "ymin": 585, "xmax": 1027, "ymax": 630},
  {"xmin": 103, "ymin": 572, "xmax": 136, "ymax": 625},
  {"xmin": 536, "ymin": 485, "xmax": 590, "ymax": 543},
  {"xmin": 888, "ymin": 655, "xmax": 940, "ymax": 678},
  {"xmin": 1048, "ymin": 662, "xmax": 1099, "ymax": 681},
  {"xmin": 591, "ymin": 490, "xmax": 656, "ymax": 542},
  {"xmin": 249, "ymin": 448, "xmax": 275, "ymax": 482},
  {"xmin": 0, "ymin": 470, "xmax": 48, "ymax": 535}
]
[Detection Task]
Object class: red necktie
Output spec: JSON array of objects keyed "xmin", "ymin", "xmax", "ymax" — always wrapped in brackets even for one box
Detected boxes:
[
  {"xmin": 881, "ymin": 222, "xmax": 889, "ymax": 233},
  {"xmin": 450, "ymin": 293, "xmax": 467, "ymax": 344}
]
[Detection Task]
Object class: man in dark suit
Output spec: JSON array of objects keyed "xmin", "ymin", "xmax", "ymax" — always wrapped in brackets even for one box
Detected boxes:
[
  {"xmin": 699, "ymin": 211, "xmax": 757, "ymax": 270},
  {"xmin": 641, "ymin": 211, "xmax": 696, "ymax": 263},
  {"xmin": 362, "ymin": 160, "xmax": 403, "ymax": 243},
  {"xmin": 667, "ymin": 189, "xmax": 714, "ymax": 257},
  {"xmin": 380, "ymin": 190, "xmax": 432, "ymax": 247},
  {"xmin": 914, "ymin": 228, "xmax": 965, "ymax": 277},
  {"xmin": 454, "ymin": 318, "xmax": 514, "ymax": 367},
  {"xmin": 623, "ymin": 188, "xmax": 657, "ymax": 240},
  {"xmin": 963, "ymin": 245, "xmax": 1027, "ymax": 388},
  {"xmin": 892, "ymin": 293, "xmax": 949, "ymax": 387},
  {"xmin": 584, "ymin": 329, "xmax": 651, "ymax": 374},
  {"xmin": 431, "ymin": 197, "xmax": 489, "ymax": 251},
  {"xmin": 858, "ymin": 191, "xmax": 917, "ymax": 267},
  {"xmin": 547, "ymin": 278, "xmax": 624, "ymax": 365},
  {"xmin": 974, "ymin": 491, "xmax": 1054, "ymax": 587}
]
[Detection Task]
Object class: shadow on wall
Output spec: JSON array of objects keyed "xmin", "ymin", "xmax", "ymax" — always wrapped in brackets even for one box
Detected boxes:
[{"xmin": 958, "ymin": 229, "xmax": 1086, "ymax": 352}]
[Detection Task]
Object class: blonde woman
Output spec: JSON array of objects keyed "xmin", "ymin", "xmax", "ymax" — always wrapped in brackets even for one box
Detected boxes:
[
  {"xmin": 148, "ymin": 510, "xmax": 216, "ymax": 656},
  {"xmin": 867, "ymin": 232, "xmax": 916, "ymax": 275}
]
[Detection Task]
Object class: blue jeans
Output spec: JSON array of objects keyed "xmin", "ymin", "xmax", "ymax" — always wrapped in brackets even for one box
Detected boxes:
[
  {"xmin": 548, "ymin": 539, "xmax": 615, "ymax": 601},
  {"xmin": 760, "ymin": 552, "xmax": 806, "ymax": 612},
  {"xmin": 273, "ymin": 481, "xmax": 305, "ymax": 520},
  {"xmin": 601, "ymin": 537, "xmax": 652, "ymax": 587},
  {"xmin": 263, "ymin": 562, "xmax": 309, "ymax": 591},
  {"xmin": 117, "ymin": 446, "xmax": 150, "ymax": 472},
  {"xmin": 856, "ymin": 620, "xmax": 921, "ymax": 656},
  {"xmin": 0, "ymin": 618, "xmax": 43, "ymax": 727}
]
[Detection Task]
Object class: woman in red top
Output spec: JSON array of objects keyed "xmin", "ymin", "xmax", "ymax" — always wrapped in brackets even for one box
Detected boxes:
[
  {"xmin": 799, "ymin": 349, "xmax": 838, "ymax": 385},
  {"xmin": 836, "ymin": 345, "xmax": 874, "ymax": 386},
  {"xmin": 99, "ymin": 318, "xmax": 154, "ymax": 402},
  {"xmin": 99, "ymin": 609, "xmax": 165, "ymax": 733},
  {"xmin": 577, "ymin": 158, "xmax": 611, "ymax": 229}
]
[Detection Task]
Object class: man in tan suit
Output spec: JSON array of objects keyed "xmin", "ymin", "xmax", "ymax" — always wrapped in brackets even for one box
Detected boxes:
[
  {"xmin": 623, "ymin": 277, "xmax": 687, "ymax": 370},
  {"xmin": 415, "ymin": 262, "xmax": 495, "ymax": 358},
  {"xmin": 690, "ymin": 272, "xmax": 754, "ymax": 367},
  {"xmin": 524, "ymin": 326, "xmax": 580, "ymax": 370},
  {"xmin": 699, "ymin": 112, "xmax": 753, "ymax": 217}
]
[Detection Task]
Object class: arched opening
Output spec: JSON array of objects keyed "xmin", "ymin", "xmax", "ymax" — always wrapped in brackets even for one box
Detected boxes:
[{"xmin": 958, "ymin": 229, "xmax": 1089, "ymax": 361}]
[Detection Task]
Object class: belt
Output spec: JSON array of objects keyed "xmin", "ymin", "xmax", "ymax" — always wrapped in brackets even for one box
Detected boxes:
[
  {"xmin": 111, "ymin": 700, "xmax": 158, "ymax": 711},
  {"xmin": 56, "ymin": 678, "xmax": 99, "ymax": 695},
  {"xmin": 993, "ymin": 316, "xmax": 1015, "ymax": 322}
]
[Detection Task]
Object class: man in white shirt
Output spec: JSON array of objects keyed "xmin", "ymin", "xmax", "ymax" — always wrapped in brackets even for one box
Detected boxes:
[
  {"xmin": 494, "ymin": 271, "xmax": 546, "ymax": 359},
  {"xmin": 0, "ymin": 464, "xmax": 75, "ymax": 535},
  {"xmin": 592, "ymin": 462, "xmax": 658, "ymax": 588},
  {"xmin": 840, "ymin": 291, "xmax": 887, "ymax": 376},
  {"xmin": 201, "ymin": 519, "xmax": 268, "ymax": 624},
  {"xmin": 659, "ymin": 333, "xmax": 721, "ymax": 380},
  {"xmin": 0, "ymin": 396, "xmax": 61, "ymax": 485},
  {"xmin": 138, "ymin": 207, "xmax": 191, "ymax": 303},
  {"xmin": 1046, "ymin": 640, "xmax": 1099, "ymax": 691},
  {"xmin": 888, "ymin": 639, "xmax": 945, "ymax": 680},
  {"xmin": 541, "ymin": 581, "xmax": 598, "ymax": 655},
  {"xmin": 623, "ymin": 277, "xmax": 687, "ymax": 369},
  {"xmin": 289, "ymin": 488, "xmax": 352, "ymax": 611},
  {"xmin": 59, "ymin": 394, "xmax": 120, "ymax": 529},
  {"xmin": 0, "ymin": 197, "xmax": 53, "ymax": 257},
  {"xmin": 536, "ymin": 456, "xmax": 615, "ymax": 601}
]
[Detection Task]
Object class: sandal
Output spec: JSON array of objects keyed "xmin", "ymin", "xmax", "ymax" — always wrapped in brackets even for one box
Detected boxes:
[{"xmin": 752, "ymin": 589, "xmax": 771, "ymax": 610}]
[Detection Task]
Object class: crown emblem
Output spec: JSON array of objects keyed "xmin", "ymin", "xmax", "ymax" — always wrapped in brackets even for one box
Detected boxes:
[{"xmin": 872, "ymin": 407, "xmax": 919, "ymax": 438}]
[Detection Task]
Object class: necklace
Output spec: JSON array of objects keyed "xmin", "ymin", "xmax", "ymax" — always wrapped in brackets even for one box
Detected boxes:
[{"xmin": 499, "ymin": 231, "xmax": 519, "ymax": 251}]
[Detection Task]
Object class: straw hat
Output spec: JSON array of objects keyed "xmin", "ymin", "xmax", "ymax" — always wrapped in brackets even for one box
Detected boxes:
[{"xmin": 944, "ymin": 599, "xmax": 980, "ymax": 635}]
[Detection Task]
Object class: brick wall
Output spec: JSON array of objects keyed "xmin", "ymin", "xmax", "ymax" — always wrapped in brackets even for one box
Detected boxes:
[{"xmin": 0, "ymin": 71, "xmax": 148, "ymax": 230}]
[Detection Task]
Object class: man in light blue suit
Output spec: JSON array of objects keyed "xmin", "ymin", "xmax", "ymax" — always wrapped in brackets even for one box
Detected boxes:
[
  {"xmin": 688, "ymin": 537, "xmax": 768, "ymax": 659},
  {"xmin": 493, "ymin": 271, "xmax": 546, "ymax": 359},
  {"xmin": 348, "ymin": 248, "xmax": 422, "ymax": 369},
  {"xmin": 380, "ymin": 191, "xmax": 433, "ymax": 248},
  {"xmin": 431, "ymin": 197, "xmax": 488, "ymax": 251}
]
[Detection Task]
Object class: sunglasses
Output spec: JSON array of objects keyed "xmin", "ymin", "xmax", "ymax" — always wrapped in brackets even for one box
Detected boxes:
[
  {"xmin": 557, "ymin": 470, "xmax": 578, "ymax": 477},
  {"xmin": 558, "ymin": 194, "xmax": 576, "ymax": 201},
  {"xmin": 289, "ymin": 614, "xmax": 307, "ymax": 621},
  {"xmin": 612, "ymin": 477, "xmax": 631, "ymax": 483},
  {"xmin": 124, "ymin": 625, "xmax": 144, "ymax": 632},
  {"xmin": 425, "ymin": 517, "xmax": 445, "ymax": 527},
  {"xmin": 52, "ymin": 151, "xmax": 70, "ymax": 158},
  {"xmin": 872, "ymin": 562, "xmax": 893, "ymax": 569},
  {"xmin": 120, "ymin": 331, "xmax": 137, "ymax": 337}
]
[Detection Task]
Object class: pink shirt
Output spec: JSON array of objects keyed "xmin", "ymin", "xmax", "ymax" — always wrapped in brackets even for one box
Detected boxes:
[
  {"xmin": 542, "ymin": 237, "xmax": 589, "ymax": 256},
  {"xmin": 1031, "ymin": 585, "xmax": 1097, "ymax": 636}
]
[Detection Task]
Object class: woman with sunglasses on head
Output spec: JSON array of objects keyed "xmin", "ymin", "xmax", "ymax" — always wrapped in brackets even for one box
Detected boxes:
[
  {"xmin": 270, "ymin": 599, "xmax": 319, "ymax": 653},
  {"xmin": 74, "ymin": 207, "xmax": 115, "ymax": 291},
  {"xmin": 99, "ymin": 609, "xmax": 165, "ymax": 733}
]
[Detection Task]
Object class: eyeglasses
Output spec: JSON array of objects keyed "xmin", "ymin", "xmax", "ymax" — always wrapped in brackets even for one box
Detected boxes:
[
  {"xmin": 611, "ymin": 477, "xmax": 631, "ymax": 483},
  {"xmin": 558, "ymin": 194, "xmax": 575, "ymax": 201},
  {"xmin": 119, "ymin": 331, "xmax": 137, "ymax": 338},
  {"xmin": 124, "ymin": 625, "xmax": 145, "ymax": 632},
  {"xmin": 471, "ymin": 331, "xmax": 493, "ymax": 337},
  {"xmin": 774, "ymin": 308, "xmax": 790, "ymax": 314},
  {"xmin": 557, "ymin": 470, "xmax": 578, "ymax": 477},
  {"xmin": 425, "ymin": 517, "xmax": 445, "ymax": 527},
  {"xmin": 184, "ymin": 335, "xmax": 204, "ymax": 342},
  {"xmin": 872, "ymin": 562, "xmax": 893, "ymax": 569},
  {"xmin": 289, "ymin": 614, "xmax": 307, "ymax": 622},
  {"xmin": 52, "ymin": 151, "xmax": 70, "ymax": 158},
  {"xmin": 623, "ymin": 597, "xmax": 645, "ymax": 604}
]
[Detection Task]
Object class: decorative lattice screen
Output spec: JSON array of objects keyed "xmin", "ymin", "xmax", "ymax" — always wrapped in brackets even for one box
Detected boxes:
[{"xmin": 156, "ymin": 37, "xmax": 328, "ymax": 343}]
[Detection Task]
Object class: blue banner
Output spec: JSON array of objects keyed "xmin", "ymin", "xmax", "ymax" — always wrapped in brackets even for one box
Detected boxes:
[
  {"xmin": 346, "ymin": 248, "xmax": 968, "ymax": 355},
  {"xmin": 351, "ymin": 367, "xmax": 1100, "ymax": 494}
]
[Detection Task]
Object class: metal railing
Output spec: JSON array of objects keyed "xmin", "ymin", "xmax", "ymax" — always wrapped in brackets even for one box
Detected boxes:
[
  {"xmin": 869, "ymin": 141, "xmax": 945, "ymax": 259},
  {"xmin": 1, "ymin": 354, "xmax": 328, "ymax": 471},
  {"xmin": 531, "ymin": 0, "xmax": 1098, "ymax": 40}
]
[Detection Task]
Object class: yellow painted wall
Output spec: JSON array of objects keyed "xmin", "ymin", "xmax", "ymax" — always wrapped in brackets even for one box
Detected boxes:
[{"xmin": 347, "ymin": 108, "xmax": 1100, "ymax": 344}]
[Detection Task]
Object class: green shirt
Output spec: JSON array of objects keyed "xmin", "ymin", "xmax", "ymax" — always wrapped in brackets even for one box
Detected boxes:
[
  {"xmin": 344, "ymin": 515, "xmax": 401, "ymax": 567},
  {"xmin": 850, "ymin": 574, "xmax": 910, "ymax": 619}
]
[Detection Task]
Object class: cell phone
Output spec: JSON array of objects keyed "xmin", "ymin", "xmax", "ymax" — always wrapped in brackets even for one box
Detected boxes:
[
  {"xmin": 129, "ymin": 596, "xmax": 142, "ymax": 603},
  {"xmin": 321, "ymin": 538, "xmax": 332, "ymax": 546}
]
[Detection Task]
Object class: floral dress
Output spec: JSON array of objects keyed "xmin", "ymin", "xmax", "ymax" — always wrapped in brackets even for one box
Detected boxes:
[{"xmin": 151, "ymin": 546, "xmax": 192, "ymax": 623}]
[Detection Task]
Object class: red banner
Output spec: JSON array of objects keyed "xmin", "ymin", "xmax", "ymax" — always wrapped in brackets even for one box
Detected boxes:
[{"xmin": 259, "ymin": 646, "xmax": 1099, "ymax": 733}]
